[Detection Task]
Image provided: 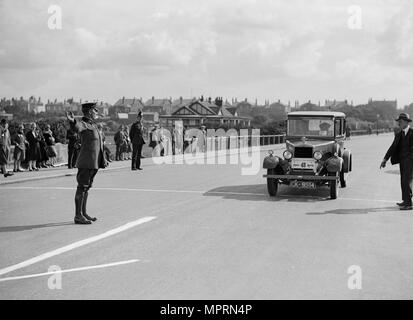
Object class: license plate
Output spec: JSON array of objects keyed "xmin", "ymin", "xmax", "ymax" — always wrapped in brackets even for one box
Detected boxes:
[
  {"xmin": 292, "ymin": 159, "xmax": 315, "ymax": 170},
  {"xmin": 291, "ymin": 181, "xmax": 316, "ymax": 189}
]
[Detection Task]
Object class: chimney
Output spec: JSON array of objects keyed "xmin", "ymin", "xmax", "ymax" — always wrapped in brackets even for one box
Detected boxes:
[
  {"xmin": 180, "ymin": 96, "xmax": 183, "ymax": 104},
  {"xmin": 152, "ymin": 96, "xmax": 155, "ymax": 104}
]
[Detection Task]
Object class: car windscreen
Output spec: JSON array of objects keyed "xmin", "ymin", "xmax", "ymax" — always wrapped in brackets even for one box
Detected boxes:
[{"xmin": 288, "ymin": 117, "xmax": 334, "ymax": 137}]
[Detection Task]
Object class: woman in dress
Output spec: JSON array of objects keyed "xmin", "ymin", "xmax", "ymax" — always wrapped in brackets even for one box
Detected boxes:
[
  {"xmin": 25, "ymin": 122, "xmax": 42, "ymax": 171},
  {"xmin": 43, "ymin": 124, "xmax": 57, "ymax": 166}
]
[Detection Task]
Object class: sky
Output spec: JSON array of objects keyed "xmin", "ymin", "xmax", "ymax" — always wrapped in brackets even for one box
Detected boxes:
[{"xmin": 0, "ymin": 0, "xmax": 412, "ymax": 107}]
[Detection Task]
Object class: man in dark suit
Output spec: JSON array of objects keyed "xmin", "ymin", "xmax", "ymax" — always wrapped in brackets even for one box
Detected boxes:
[
  {"xmin": 66, "ymin": 103, "xmax": 108, "ymax": 225},
  {"xmin": 381, "ymin": 113, "xmax": 413, "ymax": 210},
  {"xmin": 129, "ymin": 111, "xmax": 145, "ymax": 171}
]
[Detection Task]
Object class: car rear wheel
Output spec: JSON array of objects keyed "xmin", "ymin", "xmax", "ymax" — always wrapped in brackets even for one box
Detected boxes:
[
  {"xmin": 329, "ymin": 172, "xmax": 338, "ymax": 199},
  {"xmin": 267, "ymin": 169, "xmax": 278, "ymax": 197}
]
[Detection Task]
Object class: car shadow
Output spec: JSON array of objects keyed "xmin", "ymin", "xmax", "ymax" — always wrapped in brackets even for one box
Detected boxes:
[
  {"xmin": 0, "ymin": 221, "xmax": 74, "ymax": 233},
  {"xmin": 203, "ymin": 184, "xmax": 333, "ymax": 202},
  {"xmin": 306, "ymin": 206, "xmax": 397, "ymax": 215}
]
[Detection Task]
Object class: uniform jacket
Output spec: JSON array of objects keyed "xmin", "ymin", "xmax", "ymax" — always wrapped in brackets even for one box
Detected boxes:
[
  {"xmin": 384, "ymin": 128, "xmax": 413, "ymax": 165},
  {"xmin": 70, "ymin": 117, "xmax": 106, "ymax": 169},
  {"xmin": 129, "ymin": 122, "xmax": 146, "ymax": 146}
]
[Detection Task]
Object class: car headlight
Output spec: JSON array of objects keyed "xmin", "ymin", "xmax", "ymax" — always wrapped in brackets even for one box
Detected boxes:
[
  {"xmin": 313, "ymin": 151, "xmax": 323, "ymax": 160},
  {"xmin": 283, "ymin": 150, "xmax": 292, "ymax": 160}
]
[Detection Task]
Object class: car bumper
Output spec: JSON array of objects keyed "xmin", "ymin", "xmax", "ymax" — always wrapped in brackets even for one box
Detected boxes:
[{"xmin": 263, "ymin": 174, "xmax": 338, "ymax": 181}]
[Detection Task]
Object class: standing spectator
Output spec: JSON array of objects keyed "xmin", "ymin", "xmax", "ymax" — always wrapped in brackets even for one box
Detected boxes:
[
  {"xmin": 123, "ymin": 125, "xmax": 132, "ymax": 160},
  {"xmin": 43, "ymin": 124, "xmax": 57, "ymax": 166},
  {"xmin": 98, "ymin": 123, "xmax": 112, "ymax": 163},
  {"xmin": 114, "ymin": 125, "xmax": 125, "ymax": 161},
  {"xmin": 37, "ymin": 128, "xmax": 49, "ymax": 168},
  {"xmin": 0, "ymin": 119, "xmax": 13, "ymax": 177},
  {"xmin": 66, "ymin": 103, "xmax": 108, "ymax": 225},
  {"xmin": 129, "ymin": 112, "xmax": 145, "ymax": 171},
  {"xmin": 26, "ymin": 122, "xmax": 42, "ymax": 171},
  {"xmin": 66, "ymin": 126, "xmax": 80, "ymax": 169},
  {"xmin": 12, "ymin": 124, "xmax": 28, "ymax": 172}
]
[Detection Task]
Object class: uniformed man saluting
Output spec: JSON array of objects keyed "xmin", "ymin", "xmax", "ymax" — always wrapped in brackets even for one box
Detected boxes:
[
  {"xmin": 381, "ymin": 113, "xmax": 413, "ymax": 211},
  {"xmin": 66, "ymin": 102, "xmax": 108, "ymax": 225}
]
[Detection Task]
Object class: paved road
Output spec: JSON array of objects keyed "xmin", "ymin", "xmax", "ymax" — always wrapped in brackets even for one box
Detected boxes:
[{"xmin": 0, "ymin": 133, "xmax": 412, "ymax": 299}]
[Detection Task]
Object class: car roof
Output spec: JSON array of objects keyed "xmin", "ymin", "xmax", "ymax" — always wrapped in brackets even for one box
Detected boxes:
[{"xmin": 288, "ymin": 111, "xmax": 345, "ymax": 117}]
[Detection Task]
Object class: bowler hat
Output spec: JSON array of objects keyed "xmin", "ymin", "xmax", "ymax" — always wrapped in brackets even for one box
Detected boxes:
[{"xmin": 395, "ymin": 113, "xmax": 412, "ymax": 122}]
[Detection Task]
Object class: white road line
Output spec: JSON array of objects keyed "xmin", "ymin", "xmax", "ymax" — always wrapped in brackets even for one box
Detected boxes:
[
  {"xmin": 0, "ymin": 186, "xmax": 397, "ymax": 203},
  {"xmin": 0, "ymin": 216, "xmax": 156, "ymax": 277},
  {"xmin": 0, "ymin": 259, "xmax": 140, "ymax": 282}
]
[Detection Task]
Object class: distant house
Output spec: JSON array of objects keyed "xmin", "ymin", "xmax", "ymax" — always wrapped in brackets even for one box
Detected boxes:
[
  {"xmin": 0, "ymin": 110, "xmax": 13, "ymax": 120},
  {"xmin": 298, "ymin": 101, "xmax": 322, "ymax": 111},
  {"xmin": 269, "ymin": 100, "xmax": 291, "ymax": 113},
  {"xmin": 45, "ymin": 99, "xmax": 81, "ymax": 114},
  {"xmin": 171, "ymin": 97, "xmax": 196, "ymax": 114},
  {"xmin": 367, "ymin": 98, "xmax": 397, "ymax": 110},
  {"xmin": 113, "ymin": 97, "xmax": 144, "ymax": 114},
  {"xmin": 160, "ymin": 97, "xmax": 251, "ymax": 129},
  {"xmin": 28, "ymin": 96, "xmax": 45, "ymax": 114},
  {"xmin": 324, "ymin": 100, "xmax": 352, "ymax": 110},
  {"xmin": 234, "ymin": 99, "xmax": 253, "ymax": 115},
  {"xmin": 144, "ymin": 97, "xmax": 172, "ymax": 115},
  {"xmin": 96, "ymin": 102, "xmax": 112, "ymax": 117}
]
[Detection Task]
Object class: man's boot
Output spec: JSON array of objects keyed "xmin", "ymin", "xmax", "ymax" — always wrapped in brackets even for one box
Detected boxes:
[
  {"xmin": 82, "ymin": 189, "xmax": 97, "ymax": 222},
  {"xmin": 74, "ymin": 187, "xmax": 91, "ymax": 225}
]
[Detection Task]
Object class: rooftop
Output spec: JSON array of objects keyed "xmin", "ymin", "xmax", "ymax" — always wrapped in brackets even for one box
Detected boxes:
[{"xmin": 288, "ymin": 111, "xmax": 346, "ymax": 117}]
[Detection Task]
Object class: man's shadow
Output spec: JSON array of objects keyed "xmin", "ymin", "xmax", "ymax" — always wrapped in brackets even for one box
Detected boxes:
[
  {"xmin": 307, "ymin": 207, "xmax": 397, "ymax": 215},
  {"xmin": 0, "ymin": 222, "xmax": 74, "ymax": 233}
]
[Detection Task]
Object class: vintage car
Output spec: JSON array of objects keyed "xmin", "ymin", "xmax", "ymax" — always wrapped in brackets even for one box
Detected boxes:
[{"xmin": 263, "ymin": 111, "xmax": 352, "ymax": 199}]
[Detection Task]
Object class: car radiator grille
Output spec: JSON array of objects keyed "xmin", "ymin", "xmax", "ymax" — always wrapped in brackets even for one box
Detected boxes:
[{"xmin": 294, "ymin": 147, "xmax": 313, "ymax": 158}]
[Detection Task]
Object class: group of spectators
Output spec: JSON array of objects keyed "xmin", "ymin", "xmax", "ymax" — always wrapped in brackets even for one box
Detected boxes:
[{"xmin": 0, "ymin": 119, "xmax": 58, "ymax": 177}]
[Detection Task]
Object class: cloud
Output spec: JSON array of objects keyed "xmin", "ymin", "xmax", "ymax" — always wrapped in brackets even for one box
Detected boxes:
[{"xmin": 0, "ymin": 0, "xmax": 413, "ymax": 106}]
